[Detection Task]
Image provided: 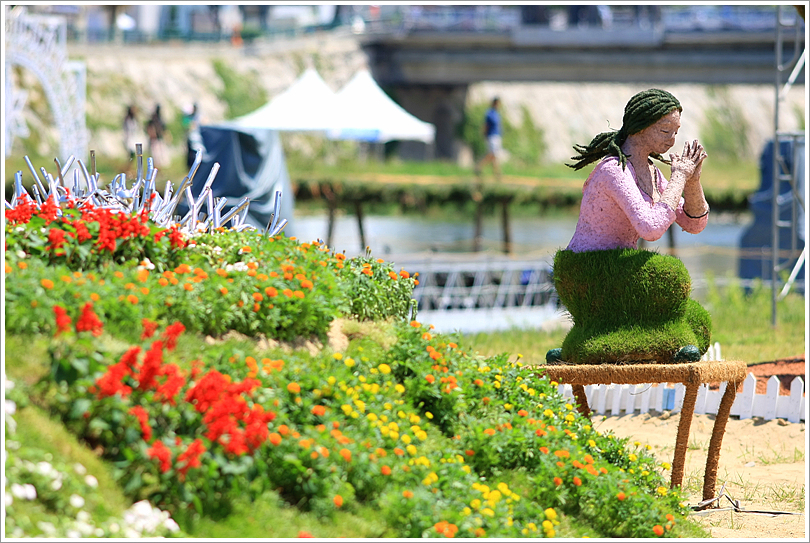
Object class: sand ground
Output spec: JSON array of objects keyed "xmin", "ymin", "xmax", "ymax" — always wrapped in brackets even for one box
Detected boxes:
[{"xmin": 595, "ymin": 412, "xmax": 807, "ymax": 539}]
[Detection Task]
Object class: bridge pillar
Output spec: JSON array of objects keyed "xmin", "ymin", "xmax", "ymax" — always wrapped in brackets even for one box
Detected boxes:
[{"xmin": 390, "ymin": 84, "xmax": 469, "ymax": 162}]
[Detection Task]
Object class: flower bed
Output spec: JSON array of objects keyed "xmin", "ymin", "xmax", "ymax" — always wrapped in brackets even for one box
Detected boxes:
[{"xmin": 5, "ymin": 190, "xmax": 700, "ymax": 538}]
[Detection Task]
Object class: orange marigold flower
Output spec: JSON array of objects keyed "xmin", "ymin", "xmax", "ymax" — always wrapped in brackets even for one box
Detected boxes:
[
  {"xmin": 294, "ymin": 290, "xmax": 304, "ymax": 298},
  {"xmin": 465, "ymin": 449, "xmax": 475, "ymax": 456},
  {"xmin": 518, "ymin": 409, "xmax": 528, "ymax": 417},
  {"xmin": 333, "ymin": 495, "xmax": 343, "ymax": 507},
  {"xmin": 278, "ymin": 424, "xmax": 290, "ymax": 436},
  {"xmin": 311, "ymin": 405, "xmax": 326, "ymax": 416},
  {"xmin": 381, "ymin": 465, "xmax": 392, "ymax": 476},
  {"xmin": 393, "ymin": 448, "xmax": 405, "ymax": 456},
  {"xmin": 41, "ymin": 278, "xmax": 54, "ymax": 289},
  {"xmin": 425, "ymin": 375, "xmax": 435, "ymax": 384},
  {"xmin": 584, "ymin": 454, "xmax": 595, "ymax": 464},
  {"xmin": 572, "ymin": 476, "xmax": 582, "ymax": 486},
  {"xmin": 4, "ymin": 263, "xmax": 12, "ymax": 274},
  {"xmin": 339, "ymin": 448, "xmax": 352, "ymax": 462},
  {"xmin": 183, "ymin": 283, "xmax": 193, "ymax": 291},
  {"xmin": 300, "ymin": 279, "xmax": 313, "ymax": 289},
  {"xmin": 666, "ymin": 514, "xmax": 675, "ymax": 522},
  {"xmin": 220, "ymin": 287, "xmax": 228, "ymax": 295},
  {"xmin": 216, "ymin": 268, "xmax": 228, "ymax": 277},
  {"xmin": 410, "ymin": 320, "xmax": 421, "ymax": 327},
  {"xmin": 399, "ymin": 270, "xmax": 410, "ymax": 278},
  {"xmin": 554, "ymin": 450, "xmax": 570, "ymax": 458},
  {"xmin": 556, "ymin": 461, "xmax": 565, "ymax": 468},
  {"xmin": 653, "ymin": 525, "xmax": 664, "ymax": 537},
  {"xmin": 126, "ymin": 294, "xmax": 139, "ymax": 304},
  {"xmin": 287, "ymin": 382, "xmax": 301, "ymax": 394},
  {"xmin": 539, "ymin": 446, "xmax": 550, "ymax": 454},
  {"xmin": 114, "ymin": 271, "xmax": 124, "ymax": 278},
  {"xmin": 402, "ymin": 490, "xmax": 413, "ymax": 499},
  {"xmin": 484, "ymin": 428, "xmax": 496, "ymax": 436},
  {"xmin": 617, "ymin": 492, "xmax": 626, "ymax": 501},
  {"xmin": 252, "ymin": 292, "xmax": 263, "ymax": 302},
  {"xmin": 283, "ymin": 288, "xmax": 293, "ymax": 297},
  {"xmin": 553, "ymin": 477, "xmax": 563, "ymax": 486},
  {"xmin": 388, "ymin": 271, "xmax": 398, "ymax": 280},
  {"xmin": 241, "ymin": 246, "xmax": 252, "ymax": 253},
  {"xmin": 265, "ymin": 286, "xmax": 278, "ymax": 297},
  {"xmin": 158, "ymin": 277, "xmax": 169, "ymax": 287},
  {"xmin": 429, "ymin": 351, "xmax": 441, "ymax": 360}
]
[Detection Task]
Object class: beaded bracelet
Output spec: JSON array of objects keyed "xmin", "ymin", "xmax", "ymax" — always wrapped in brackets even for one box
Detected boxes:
[{"xmin": 684, "ymin": 205, "xmax": 710, "ymax": 219}]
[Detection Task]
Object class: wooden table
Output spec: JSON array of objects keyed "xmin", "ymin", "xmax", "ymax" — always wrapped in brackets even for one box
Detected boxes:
[{"xmin": 533, "ymin": 359, "xmax": 748, "ymax": 507}]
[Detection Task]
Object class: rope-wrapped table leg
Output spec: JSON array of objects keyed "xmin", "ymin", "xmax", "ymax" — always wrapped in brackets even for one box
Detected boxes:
[
  {"xmin": 571, "ymin": 384, "xmax": 591, "ymax": 417},
  {"xmin": 671, "ymin": 382, "xmax": 700, "ymax": 488},
  {"xmin": 701, "ymin": 381, "xmax": 739, "ymax": 504}
]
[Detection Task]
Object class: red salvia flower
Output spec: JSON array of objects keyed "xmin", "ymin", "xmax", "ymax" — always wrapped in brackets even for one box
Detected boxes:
[
  {"xmin": 153, "ymin": 363, "xmax": 186, "ymax": 405},
  {"xmin": 141, "ymin": 318, "xmax": 159, "ymax": 340},
  {"xmin": 162, "ymin": 321, "xmax": 186, "ymax": 351},
  {"xmin": 176, "ymin": 438, "xmax": 206, "ymax": 481},
  {"xmin": 137, "ymin": 340, "xmax": 164, "ymax": 391},
  {"xmin": 46, "ymin": 228, "xmax": 67, "ymax": 255},
  {"xmin": 128, "ymin": 405, "xmax": 153, "ymax": 442},
  {"xmin": 75, "ymin": 302, "xmax": 104, "ymax": 336},
  {"xmin": 53, "ymin": 306, "xmax": 72, "ymax": 336},
  {"xmin": 146, "ymin": 440, "xmax": 172, "ymax": 473}
]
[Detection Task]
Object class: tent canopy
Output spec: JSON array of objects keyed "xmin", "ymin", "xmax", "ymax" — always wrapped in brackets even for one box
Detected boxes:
[
  {"xmin": 229, "ymin": 68, "xmax": 435, "ymax": 144},
  {"xmin": 230, "ymin": 68, "xmax": 343, "ymax": 132},
  {"xmin": 332, "ymin": 69, "xmax": 435, "ymax": 144}
]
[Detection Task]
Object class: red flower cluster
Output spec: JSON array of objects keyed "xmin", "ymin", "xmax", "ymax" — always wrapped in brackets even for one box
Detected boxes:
[
  {"xmin": 147, "ymin": 440, "xmax": 172, "ymax": 473},
  {"xmin": 176, "ymin": 438, "xmax": 206, "ymax": 481},
  {"xmin": 129, "ymin": 405, "xmax": 153, "ymax": 442},
  {"xmin": 75, "ymin": 302, "xmax": 104, "ymax": 337},
  {"xmin": 141, "ymin": 318, "xmax": 159, "ymax": 340},
  {"xmin": 162, "ymin": 322, "xmax": 186, "ymax": 351},
  {"xmin": 53, "ymin": 306, "xmax": 72, "ymax": 336},
  {"xmin": 185, "ymin": 370, "xmax": 276, "ymax": 456}
]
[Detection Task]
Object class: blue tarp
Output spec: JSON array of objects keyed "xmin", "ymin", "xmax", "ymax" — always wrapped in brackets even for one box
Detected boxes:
[{"xmin": 177, "ymin": 125, "xmax": 295, "ymax": 235}]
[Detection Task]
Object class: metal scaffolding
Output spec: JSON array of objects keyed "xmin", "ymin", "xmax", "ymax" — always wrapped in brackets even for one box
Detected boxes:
[{"xmin": 770, "ymin": 5, "xmax": 806, "ymax": 326}]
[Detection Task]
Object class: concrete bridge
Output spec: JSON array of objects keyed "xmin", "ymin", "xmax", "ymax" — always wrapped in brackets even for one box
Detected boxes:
[{"xmin": 360, "ymin": 22, "xmax": 804, "ymax": 159}]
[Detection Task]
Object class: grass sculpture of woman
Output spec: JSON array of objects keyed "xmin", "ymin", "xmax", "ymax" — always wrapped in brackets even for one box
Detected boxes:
[{"xmin": 547, "ymin": 89, "xmax": 712, "ymax": 365}]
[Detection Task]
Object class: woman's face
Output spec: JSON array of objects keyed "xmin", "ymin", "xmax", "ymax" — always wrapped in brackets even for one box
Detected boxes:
[{"xmin": 640, "ymin": 109, "xmax": 681, "ymax": 155}]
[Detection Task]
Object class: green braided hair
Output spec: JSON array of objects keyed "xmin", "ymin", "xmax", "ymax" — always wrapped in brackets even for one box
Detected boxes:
[{"xmin": 567, "ymin": 89, "xmax": 683, "ymax": 171}]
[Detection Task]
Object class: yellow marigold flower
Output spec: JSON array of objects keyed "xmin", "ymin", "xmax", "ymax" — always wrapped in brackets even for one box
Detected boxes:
[
  {"xmin": 425, "ymin": 411, "xmax": 433, "ymax": 419},
  {"xmin": 545, "ymin": 508, "xmax": 557, "ymax": 520},
  {"xmin": 367, "ymin": 413, "xmax": 378, "ymax": 422},
  {"xmin": 543, "ymin": 409, "xmax": 555, "ymax": 417},
  {"xmin": 401, "ymin": 434, "xmax": 411, "ymax": 444},
  {"xmin": 657, "ymin": 486, "xmax": 668, "ymax": 496},
  {"xmin": 481, "ymin": 508, "xmax": 495, "ymax": 517},
  {"xmin": 628, "ymin": 453, "xmax": 638, "ymax": 462},
  {"xmin": 344, "ymin": 358, "xmax": 355, "ymax": 368},
  {"xmin": 333, "ymin": 352, "xmax": 343, "ymax": 360},
  {"xmin": 462, "ymin": 507, "xmax": 472, "ymax": 516},
  {"xmin": 542, "ymin": 520, "xmax": 553, "ymax": 530},
  {"xmin": 378, "ymin": 363, "xmax": 391, "ymax": 374},
  {"xmin": 406, "ymin": 444, "xmax": 417, "ymax": 456},
  {"xmin": 661, "ymin": 462, "xmax": 671, "ymax": 470}
]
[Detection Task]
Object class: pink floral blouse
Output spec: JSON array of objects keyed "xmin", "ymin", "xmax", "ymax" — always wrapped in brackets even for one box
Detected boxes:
[{"xmin": 567, "ymin": 156, "xmax": 708, "ymax": 253}]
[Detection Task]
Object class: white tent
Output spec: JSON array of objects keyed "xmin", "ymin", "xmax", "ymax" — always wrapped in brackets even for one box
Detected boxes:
[
  {"xmin": 332, "ymin": 69, "xmax": 435, "ymax": 144},
  {"xmin": 230, "ymin": 68, "xmax": 343, "ymax": 132}
]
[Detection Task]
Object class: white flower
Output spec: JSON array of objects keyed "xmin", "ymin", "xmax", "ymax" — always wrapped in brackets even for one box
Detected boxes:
[
  {"xmin": 4, "ymin": 492, "xmax": 12, "ymax": 507},
  {"xmin": 16, "ymin": 250, "xmax": 26, "ymax": 258},
  {"xmin": 51, "ymin": 478, "xmax": 63, "ymax": 491},
  {"xmin": 77, "ymin": 511, "xmax": 91, "ymax": 523},
  {"xmin": 4, "ymin": 376, "xmax": 14, "ymax": 389},
  {"xmin": 4, "ymin": 399, "xmax": 16, "ymax": 415},
  {"xmin": 66, "ymin": 529, "xmax": 81, "ymax": 538},
  {"xmin": 212, "ymin": 246, "xmax": 223, "ymax": 255},
  {"xmin": 36, "ymin": 461, "xmax": 55, "ymax": 477},
  {"xmin": 73, "ymin": 463, "xmax": 87, "ymax": 475},
  {"xmin": 84, "ymin": 474, "xmax": 98, "ymax": 488},
  {"xmin": 12, "ymin": 483, "xmax": 36, "ymax": 500},
  {"xmin": 109, "ymin": 522, "xmax": 120, "ymax": 534},
  {"xmin": 37, "ymin": 521, "xmax": 56, "ymax": 535},
  {"xmin": 94, "ymin": 528, "xmax": 105, "ymax": 537},
  {"xmin": 138, "ymin": 257, "xmax": 155, "ymax": 270},
  {"xmin": 163, "ymin": 518, "xmax": 180, "ymax": 532},
  {"xmin": 76, "ymin": 520, "xmax": 94, "ymax": 535},
  {"xmin": 69, "ymin": 493, "xmax": 85, "ymax": 508}
]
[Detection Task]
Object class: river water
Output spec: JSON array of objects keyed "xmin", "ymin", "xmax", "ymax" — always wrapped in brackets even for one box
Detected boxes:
[{"xmin": 291, "ymin": 209, "xmax": 755, "ymax": 285}]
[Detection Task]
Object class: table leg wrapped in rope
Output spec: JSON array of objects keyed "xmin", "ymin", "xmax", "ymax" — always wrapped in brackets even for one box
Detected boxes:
[{"xmin": 531, "ymin": 359, "xmax": 747, "ymax": 508}]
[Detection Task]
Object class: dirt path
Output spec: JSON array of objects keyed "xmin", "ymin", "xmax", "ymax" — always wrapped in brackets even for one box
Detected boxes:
[{"xmin": 595, "ymin": 413, "xmax": 806, "ymax": 538}]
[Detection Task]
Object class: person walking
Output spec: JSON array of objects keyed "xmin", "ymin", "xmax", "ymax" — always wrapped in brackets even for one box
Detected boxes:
[
  {"xmin": 145, "ymin": 104, "xmax": 169, "ymax": 167},
  {"xmin": 122, "ymin": 105, "xmax": 140, "ymax": 160},
  {"xmin": 475, "ymin": 97, "xmax": 502, "ymax": 181}
]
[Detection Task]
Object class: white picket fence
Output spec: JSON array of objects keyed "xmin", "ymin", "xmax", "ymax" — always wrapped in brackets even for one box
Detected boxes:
[{"xmin": 554, "ymin": 343, "xmax": 806, "ymax": 424}]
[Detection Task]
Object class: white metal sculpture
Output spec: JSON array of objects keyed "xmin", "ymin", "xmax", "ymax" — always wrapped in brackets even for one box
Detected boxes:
[{"xmin": 4, "ymin": 5, "xmax": 87, "ymax": 161}]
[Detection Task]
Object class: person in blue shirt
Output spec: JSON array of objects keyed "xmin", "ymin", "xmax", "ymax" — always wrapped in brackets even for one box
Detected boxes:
[{"xmin": 475, "ymin": 97, "xmax": 502, "ymax": 181}]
